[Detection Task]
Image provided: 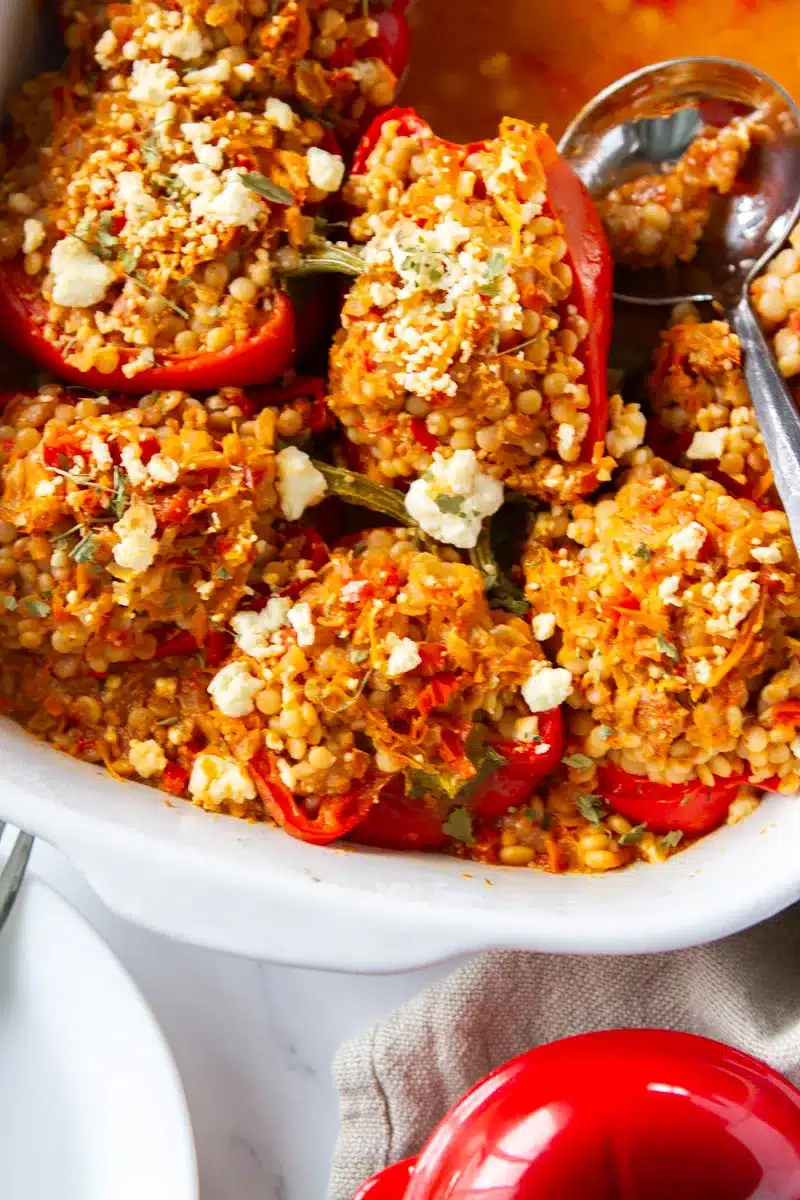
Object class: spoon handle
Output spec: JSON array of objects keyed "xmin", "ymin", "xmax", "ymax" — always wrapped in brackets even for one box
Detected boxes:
[{"xmin": 730, "ymin": 296, "xmax": 800, "ymax": 546}]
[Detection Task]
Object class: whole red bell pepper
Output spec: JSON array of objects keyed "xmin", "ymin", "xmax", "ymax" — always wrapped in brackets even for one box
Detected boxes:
[
  {"xmin": 597, "ymin": 762, "xmax": 780, "ymax": 837},
  {"xmin": 0, "ymin": 258, "xmax": 301, "ymax": 395},
  {"xmin": 351, "ymin": 108, "xmax": 612, "ymax": 457},
  {"xmin": 249, "ymin": 747, "xmax": 387, "ymax": 845},
  {"xmin": 472, "ymin": 708, "xmax": 566, "ymax": 819}
]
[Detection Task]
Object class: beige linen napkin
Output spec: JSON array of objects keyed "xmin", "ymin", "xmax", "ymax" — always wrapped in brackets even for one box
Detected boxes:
[{"xmin": 329, "ymin": 905, "xmax": 800, "ymax": 1200}]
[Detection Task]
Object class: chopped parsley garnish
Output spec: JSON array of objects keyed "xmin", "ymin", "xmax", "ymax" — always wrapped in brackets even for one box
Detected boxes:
[
  {"xmin": 442, "ymin": 806, "xmax": 474, "ymax": 845},
  {"xmin": 656, "ymin": 632, "xmax": 680, "ymax": 662},
  {"xmin": 70, "ymin": 532, "xmax": 97, "ymax": 564},
  {"xmin": 241, "ymin": 172, "xmax": 294, "ymax": 206},
  {"xmin": 348, "ymin": 647, "xmax": 370, "ymax": 664},
  {"xmin": 111, "ymin": 467, "xmax": 129, "ymax": 519},
  {"xmin": 619, "ymin": 823, "xmax": 647, "ymax": 846},
  {"xmin": 435, "ymin": 494, "xmax": 464, "ymax": 515},
  {"xmin": 576, "ymin": 793, "xmax": 606, "ymax": 824},
  {"xmin": 563, "ymin": 752, "xmax": 593, "ymax": 770},
  {"xmin": 661, "ymin": 830, "xmax": 684, "ymax": 849},
  {"xmin": 634, "ymin": 543, "xmax": 652, "ymax": 561},
  {"xmin": 477, "ymin": 249, "xmax": 508, "ymax": 298},
  {"xmin": 597, "ymin": 725, "xmax": 614, "ymax": 739},
  {"xmin": 2, "ymin": 595, "xmax": 17, "ymax": 611},
  {"xmin": 215, "ymin": 566, "xmax": 232, "ymax": 581},
  {"xmin": 22, "ymin": 598, "xmax": 50, "ymax": 618}
]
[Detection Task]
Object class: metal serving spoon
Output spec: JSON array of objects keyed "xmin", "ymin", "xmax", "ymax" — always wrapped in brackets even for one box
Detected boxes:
[{"xmin": 558, "ymin": 57, "xmax": 800, "ymax": 543}]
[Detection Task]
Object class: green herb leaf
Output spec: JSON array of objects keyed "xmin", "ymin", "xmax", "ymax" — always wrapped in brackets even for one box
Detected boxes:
[
  {"xmin": 634, "ymin": 542, "xmax": 652, "ymax": 561},
  {"xmin": 125, "ymin": 270, "xmax": 189, "ymax": 319},
  {"xmin": 22, "ymin": 598, "xmax": 50, "ymax": 618},
  {"xmin": 597, "ymin": 725, "xmax": 614, "ymax": 739},
  {"xmin": 524, "ymin": 805, "xmax": 542, "ymax": 822},
  {"xmin": 70, "ymin": 532, "xmax": 97, "ymax": 564},
  {"xmin": 2, "ymin": 595, "xmax": 17, "ymax": 611},
  {"xmin": 348, "ymin": 647, "xmax": 370, "ymax": 664},
  {"xmin": 656, "ymin": 631, "xmax": 680, "ymax": 662},
  {"xmin": 119, "ymin": 250, "xmax": 139, "ymax": 274},
  {"xmin": 576, "ymin": 793, "xmax": 606, "ymax": 824},
  {"xmin": 282, "ymin": 243, "xmax": 364, "ymax": 278},
  {"xmin": 477, "ymin": 248, "xmax": 507, "ymax": 297},
  {"xmin": 468, "ymin": 523, "xmax": 530, "ymax": 618},
  {"xmin": 215, "ymin": 566, "xmax": 232, "ymax": 581},
  {"xmin": 442, "ymin": 806, "xmax": 474, "ymax": 845},
  {"xmin": 541, "ymin": 810, "xmax": 553, "ymax": 831},
  {"xmin": 435, "ymin": 494, "xmax": 464, "ymax": 515},
  {"xmin": 619, "ymin": 822, "xmax": 647, "ymax": 846},
  {"xmin": 111, "ymin": 467, "xmax": 129, "ymax": 519},
  {"xmin": 407, "ymin": 767, "xmax": 464, "ymax": 802},
  {"xmin": 563, "ymin": 752, "xmax": 593, "ymax": 770},
  {"xmin": 661, "ymin": 830, "xmax": 684, "ymax": 849},
  {"xmin": 156, "ymin": 717, "xmax": 178, "ymax": 726},
  {"xmin": 241, "ymin": 172, "xmax": 294, "ymax": 206}
]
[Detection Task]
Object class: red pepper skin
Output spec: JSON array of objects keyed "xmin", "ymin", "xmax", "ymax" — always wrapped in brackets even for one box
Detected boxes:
[
  {"xmin": 417, "ymin": 671, "xmax": 461, "ymax": 720},
  {"xmin": 360, "ymin": 3, "xmax": 411, "ymax": 82},
  {"xmin": 472, "ymin": 709, "xmax": 565, "ymax": 820},
  {"xmin": 598, "ymin": 763, "xmax": 751, "ymax": 836},
  {"xmin": 153, "ymin": 630, "xmax": 199, "ymax": 659},
  {"xmin": 409, "ymin": 416, "xmax": 439, "ymax": 454},
  {"xmin": 160, "ymin": 762, "xmax": 189, "ymax": 797},
  {"xmin": 348, "ymin": 775, "xmax": 447, "ymax": 851},
  {"xmin": 351, "ymin": 110, "xmax": 611, "ymax": 458},
  {"xmin": 0, "ymin": 258, "xmax": 299, "ymax": 394},
  {"xmin": 772, "ymin": 701, "xmax": 800, "ymax": 726},
  {"xmin": 248, "ymin": 375, "xmax": 335, "ymax": 432},
  {"xmin": 249, "ymin": 747, "xmax": 386, "ymax": 845}
]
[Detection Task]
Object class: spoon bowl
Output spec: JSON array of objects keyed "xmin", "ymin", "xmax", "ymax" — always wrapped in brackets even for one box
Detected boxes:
[
  {"xmin": 558, "ymin": 57, "xmax": 800, "ymax": 307},
  {"xmin": 558, "ymin": 57, "xmax": 800, "ymax": 550}
]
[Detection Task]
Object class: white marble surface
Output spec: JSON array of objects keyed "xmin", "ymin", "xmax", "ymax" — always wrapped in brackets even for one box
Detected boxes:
[{"xmin": 31, "ymin": 839, "xmax": 453, "ymax": 1200}]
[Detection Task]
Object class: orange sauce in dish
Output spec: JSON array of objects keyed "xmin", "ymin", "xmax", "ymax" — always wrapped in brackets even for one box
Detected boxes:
[{"xmin": 402, "ymin": 0, "xmax": 799, "ymax": 142}]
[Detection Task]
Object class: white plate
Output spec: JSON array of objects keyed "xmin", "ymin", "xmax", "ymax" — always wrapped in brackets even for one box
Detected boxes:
[{"xmin": 0, "ymin": 873, "xmax": 197, "ymax": 1200}]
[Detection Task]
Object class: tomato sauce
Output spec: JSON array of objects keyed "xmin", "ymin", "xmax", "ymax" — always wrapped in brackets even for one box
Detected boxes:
[{"xmin": 402, "ymin": 0, "xmax": 798, "ymax": 142}]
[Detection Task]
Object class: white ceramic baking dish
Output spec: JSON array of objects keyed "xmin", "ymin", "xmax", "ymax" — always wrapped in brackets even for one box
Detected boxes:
[{"xmin": 2, "ymin": 3, "xmax": 800, "ymax": 972}]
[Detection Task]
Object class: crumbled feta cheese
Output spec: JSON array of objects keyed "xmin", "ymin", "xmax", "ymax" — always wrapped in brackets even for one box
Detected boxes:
[
  {"xmin": 264, "ymin": 97, "xmax": 295, "ymax": 131},
  {"xmin": 306, "ymin": 147, "xmax": 345, "ymax": 193},
  {"xmin": 204, "ymin": 171, "xmax": 263, "ymax": 228},
  {"xmin": 188, "ymin": 753, "xmax": 256, "ymax": 807},
  {"xmin": 521, "ymin": 661, "xmax": 573, "ymax": 712},
  {"xmin": 385, "ymin": 634, "xmax": 422, "ymax": 677},
  {"xmin": 287, "ymin": 602, "xmax": 315, "ymax": 648},
  {"xmin": 89, "ymin": 436, "xmax": 112, "ymax": 470},
  {"xmin": 404, "ymin": 450, "xmax": 503, "ymax": 549},
  {"xmin": 34, "ymin": 478, "xmax": 58, "ymax": 497},
  {"xmin": 159, "ymin": 20, "xmax": 204, "ymax": 60},
  {"xmin": 147, "ymin": 454, "xmax": 180, "ymax": 484},
  {"xmin": 49, "ymin": 236, "xmax": 115, "ymax": 308},
  {"xmin": 130, "ymin": 59, "xmax": 179, "ymax": 105},
  {"xmin": 22, "ymin": 218, "xmax": 45, "ymax": 255},
  {"xmin": 94, "ymin": 28, "xmax": 117, "ymax": 68},
  {"xmin": 208, "ymin": 660, "xmax": 264, "ymax": 717},
  {"xmin": 120, "ymin": 443, "xmax": 150, "ymax": 487},
  {"xmin": 231, "ymin": 598, "xmax": 292, "ymax": 658},
  {"xmin": 128, "ymin": 739, "xmax": 167, "ymax": 778},
  {"xmin": 686, "ymin": 427, "xmax": 728, "ymax": 461},
  {"xmin": 667, "ymin": 521, "xmax": 707, "ymax": 558},
  {"xmin": 752, "ymin": 544, "xmax": 782, "ymax": 564},
  {"xmin": 112, "ymin": 501, "xmax": 158, "ymax": 573},
  {"xmin": 369, "ymin": 281, "xmax": 396, "ymax": 308},
  {"xmin": 195, "ymin": 142, "xmax": 224, "ymax": 171},
  {"xmin": 706, "ymin": 572, "xmax": 760, "ymax": 636},
  {"xmin": 556, "ymin": 422, "xmax": 577, "ymax": 460},
  {"xmin": 117, "ymin": 172, "xmax": 157, "ymax": 224},
  {"xmin": 532, "ymin": 612, "xmax": 556, "ymax": 640},
  {"xmin": 693, "ymin": 659, "xmax": 713, "ymax": 685},
  {"xmin": 657, "ymin": 575, "xmax": 682, "ymax": 606},
  {"xmin": 180, "ymin": 121, "xmax": 212, "ymax": 144},
  {"xmin": 275, "ymin": 447, "xmax": 327, "ymax": 522},
  {"xmin": 184, "ymin": 59, "xmax": 231, "ymax": 86},
  {"xmin": 195, "ymin": 580, "xmax": 214, "ymax": 600},
  {"xmin": 606, "ymin": 399, "xmax": 646, "ymax": 459}
]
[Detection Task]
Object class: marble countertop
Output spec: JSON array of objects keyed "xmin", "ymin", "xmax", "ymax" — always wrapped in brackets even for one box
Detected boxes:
[{"xmin": 33, "ymin": 840, "xmax": 453, "ymax": 1200}]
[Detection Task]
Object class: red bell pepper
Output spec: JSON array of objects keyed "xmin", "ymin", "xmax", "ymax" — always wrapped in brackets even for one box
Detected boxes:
[
  {"xmin": 351, "ymin": 109, "xmax": 611, "ymax": 457},
  {"xmin": 0, "ymin": 257, "xmax": 300, "ymax": 395},
  {"xmin": 417, "ymin": 671, "xmax": 461, "ymax": 720},
  {"xmin": 160, "ymin": 762, "xmax": 189, "ymax": 797},
  {"xmin": 597, "ymin": 762, "xmax": 765, "ymax": 837},
  {"xmin": 249, "ymin": 747, "xmax": 386, "ymax": 846},
  {"xmin": 472, "ymin": 708, "xmax": 566, "ymax": 819},
  {"xmin": 772, "ymin": 701, "xmax": 800, "ymax": 727},
  {"xmin": 248, "ymin": 376, "xmax": 335, "ymax": 432},
  {"xmin": 348, "ymin": 775, "xmax": 447, "ymax": 851}
]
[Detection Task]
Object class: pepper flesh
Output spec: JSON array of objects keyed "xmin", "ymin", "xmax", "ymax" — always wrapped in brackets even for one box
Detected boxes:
[
  {"xmin": 0, "ymin": 258, "xmax": 299, "ymax": 394},
  {"xmin": 597, "ymin": 762, "xmax": 776, "ymax": 836},
  {"xmin": 351, "ymin": 107, "xmax": 612, "ymax": 458}
]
